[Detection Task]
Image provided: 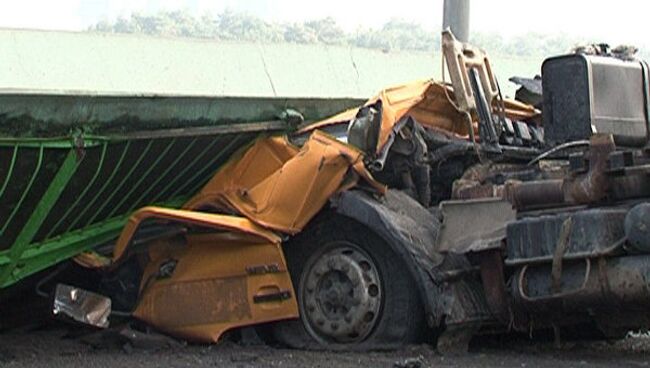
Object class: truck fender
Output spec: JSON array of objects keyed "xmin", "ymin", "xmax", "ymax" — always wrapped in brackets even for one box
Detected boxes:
[{"xmin": 330, "ymin": 189, "xmax": 446, "ymax": 328}]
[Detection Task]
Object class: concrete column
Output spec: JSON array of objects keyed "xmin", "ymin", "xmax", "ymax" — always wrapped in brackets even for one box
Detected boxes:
[{"xmin": 443, "ymin": 0, "xmax": 471, "ymax": 42}]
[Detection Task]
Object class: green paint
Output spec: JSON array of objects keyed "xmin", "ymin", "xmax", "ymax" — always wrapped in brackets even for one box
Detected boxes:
[
  {"xmin": 151, "ymin": 136, "xmax": 222, "ymax": 203},
  {"xmin": 0, "ymin": 131, "xmax": 273, "ymax": 287},
  {"xmin": 0, "ymin": 149, "xmax": 80, "ymax": 286},
  {"xmin": 0, "ymin": 145, "xmax": 44, "ymax": 235},
  {"xmin": 106, "ymin": 138, "xmax": 176, "ymax": 218},
  {"xmin": 86, "ymin": 140, "xmax": 154, "ymax": 224},
  {"xmin": 68, "ymin": 141, "xmax": 132, "ymax": 231},
  {"xmin": 0, "ymin": 134, "xmax": 201, "ymax": 288},
  {"xmin": 0, "ymin": 145, "xmax": 18, "ymax": 200},
  {"xmin": 126, "ymin": 137, "xmax": 198, "ymax": 213},
  {"xmin": 45, "ymin": 142, "xmax": 109, "ymax": 239},
  {"xmin": 0, "ymin": 217, "xmax": 126, "ymax": 288}
]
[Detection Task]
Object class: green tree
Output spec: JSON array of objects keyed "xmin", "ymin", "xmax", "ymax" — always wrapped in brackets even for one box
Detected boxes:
[
  {"xmin": 303, "ymin": 17, "xmax": 346, "ymax": 45},
  {"xmin": 87, "ymin": 10, "xmax": 650, "ymax": 60},
  {"xmin": 351, "ymin": 19, "xmax": 437, "ymax": 52},
  {"xmin": 284, "ymin": 23, "xmax": 318, "ymax": 44}
]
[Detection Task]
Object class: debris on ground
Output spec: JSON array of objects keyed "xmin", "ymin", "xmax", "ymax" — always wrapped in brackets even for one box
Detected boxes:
[
  {"xmin": 80, "ymin": 324, "xmax": 184, "ymax": 352},
  {"xmin": 393, "ymin": 355, "xmax": 425, "ymax": 368}
]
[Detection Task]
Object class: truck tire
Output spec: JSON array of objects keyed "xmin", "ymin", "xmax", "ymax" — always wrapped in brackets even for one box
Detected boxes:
[{"xmin": 266, "ymin": 215, "xmax": 425, "ymax": 350}]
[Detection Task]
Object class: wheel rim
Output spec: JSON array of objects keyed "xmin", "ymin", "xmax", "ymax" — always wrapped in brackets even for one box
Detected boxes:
[{"xmin": 300, "ymin": 241, "xmax": 382, "ymax": 343}]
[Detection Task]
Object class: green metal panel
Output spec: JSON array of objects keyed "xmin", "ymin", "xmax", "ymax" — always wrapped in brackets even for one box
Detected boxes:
[
  {"xmin": 0, "ymin": 125, "xmax": 275, "ymax": 287},
  {"xmin": 0, "ymin": 217, "xmax": 128, "ymax": 288},
  {"xmin": 0, "ymin": 149, "xmax": 79, "ymax": 285}
]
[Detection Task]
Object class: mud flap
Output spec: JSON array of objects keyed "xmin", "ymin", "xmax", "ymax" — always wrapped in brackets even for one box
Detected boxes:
[{"xmin": 113, "ymin": 207, "xmax": 299, "ymax": 343}]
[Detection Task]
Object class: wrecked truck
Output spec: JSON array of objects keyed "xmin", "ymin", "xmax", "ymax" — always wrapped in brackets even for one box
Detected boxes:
[{"xmin": 7, "ymin": 30, "xmax": 650, "ymax": 351}]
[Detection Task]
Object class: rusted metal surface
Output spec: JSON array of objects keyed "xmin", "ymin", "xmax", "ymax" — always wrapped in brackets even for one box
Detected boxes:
[
  {"xmin": 507, "ymin": 134, "xmax": 616, "ymax": 210},
  {"xmin": 505, "ymin": 179, "xmax": 564, "ymax": 209},
  {"xmin": 441, "ymin": 135, "xmax": 650, "ymax": 337},
  {"xmin": 478, "ymin": 249, "xmax": 511, "ymax": 324},
  {"xmin": 139, "ymin": 277, "xmax": 252, "ymax": 328},
  {"xmin": 550, "ymin": 219, "xmax": 573, "ymax": 294},
  {"xmin": 505, "ymin": 208, "xmax": 627, "ymax": 265},
  {"xmin": 441, "ymin": 272, "xmax": 493, "ymax": 328},
  {"xmin": 609, "ymin": 168, "xmax": 650, "ymax": 200},
  {"xmin": 451, "ymin": 162, "xmax": 543, "ymax": 201},
  {"xmin": 565, "ymin": 134, "xmax": 616, "ymax": 203},
  {"xmin": 512, "ymin": 255, "xmax": 650, "ymax": 320},
  {"xmin": 625, "ymin": 203, "xmax": 650, "ymax": 253},
  {"xmin": 453, "ymin": 183, "xmax": 503, "ymax": 200}
]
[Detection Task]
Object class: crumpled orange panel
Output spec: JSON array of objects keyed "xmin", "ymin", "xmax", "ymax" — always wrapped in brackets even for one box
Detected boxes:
[
  {"xmin": 111, "ymin": 133, "xmax": 383, "ymax": 343},
  {"xmin": 377, "ymin": 81, "xmax": 469, "ymax": 144},
  {"xmin": 133, "ymin": 232, "xmax": 298, "ymax": 343},
  {"xmin": 186, "ymin": 136, "xmax": 300, "ymax": 208},
  {"xmin": 110, "ymin": 207, "xmax": 298, "ymax": 343},
  {"xmin": 112, "ymin": 206, "xmax": 281, "ymax": 262},
  {"xmin": 186, "ymin": 130, "xmax": 385, "ymax": 234},
  {"xmin": 299, "ymin": 79, "xmax": 540, "ymax": 154}
]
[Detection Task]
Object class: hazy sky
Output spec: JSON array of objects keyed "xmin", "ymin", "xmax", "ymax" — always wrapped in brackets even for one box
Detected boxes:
[{"xmin": 0, "ymin": 0, "xmax": 646, "ymax": 45}]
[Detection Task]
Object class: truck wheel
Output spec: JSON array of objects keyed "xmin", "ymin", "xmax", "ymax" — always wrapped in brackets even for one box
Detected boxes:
[{"xmin": 267, "ymin": 215, "xmax": 425, "ymax": 350}]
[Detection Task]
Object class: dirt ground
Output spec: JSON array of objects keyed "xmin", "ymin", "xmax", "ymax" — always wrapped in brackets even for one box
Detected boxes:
[{"xmin": 1, "ymin": 325, "xmax": 650, "ymax": 368}]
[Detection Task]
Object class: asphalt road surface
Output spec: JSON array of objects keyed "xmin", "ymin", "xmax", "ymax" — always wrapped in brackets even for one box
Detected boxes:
[{"xmin": 1, "ymin": 326, "xmax": 650, "ymax": 368}]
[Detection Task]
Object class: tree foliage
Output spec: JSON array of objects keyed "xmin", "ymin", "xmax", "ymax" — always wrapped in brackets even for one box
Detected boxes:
[{"xmin": 89, "ymin": 10, "xmax": 647, "ymax": 59}]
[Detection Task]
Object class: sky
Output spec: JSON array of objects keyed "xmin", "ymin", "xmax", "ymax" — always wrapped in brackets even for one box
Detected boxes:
[{"xmin": 0, "ymin": 0, "xmax": 646, "ymax": 46}]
